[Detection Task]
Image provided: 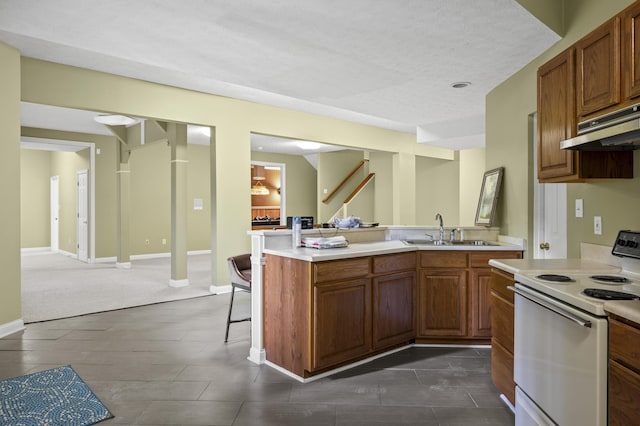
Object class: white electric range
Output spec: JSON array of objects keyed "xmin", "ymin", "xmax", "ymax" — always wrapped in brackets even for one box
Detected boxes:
[{"xmin": 511, "ymin": 230, "xmax": 640, "ymax": 426}]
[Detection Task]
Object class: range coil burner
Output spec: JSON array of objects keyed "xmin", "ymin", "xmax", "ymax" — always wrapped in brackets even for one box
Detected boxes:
[
  {"xmin": 583, "ymin": 288, "xmax": 640, "ymax": 300},
  {"xmin": 590, "ymin": 275, "xmax": 630, "ymax": 284},
  {"xmin": 536, "ymin": 274, "xmax": 573, "ymax": 282}
]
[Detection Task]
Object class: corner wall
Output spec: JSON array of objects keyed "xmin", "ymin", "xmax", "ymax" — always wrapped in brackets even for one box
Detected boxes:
[{"xmin": 0, "ymin": 41, "xmax": 22, "ymax": 332}]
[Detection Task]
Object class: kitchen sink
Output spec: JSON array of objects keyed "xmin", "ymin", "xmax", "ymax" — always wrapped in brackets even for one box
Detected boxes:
[{"xmin": 402, "ymin": 239, "xmax": 498, "ymax": 246}]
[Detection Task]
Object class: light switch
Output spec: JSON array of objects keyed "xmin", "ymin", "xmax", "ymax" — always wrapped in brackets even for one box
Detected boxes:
[
  {"xmin": 594, "ymin": 216, "xmax": 602, "ymax": 235},
  {"xmin": 575, "ymin": 199, "xmax": 583, "ymax": 218}
]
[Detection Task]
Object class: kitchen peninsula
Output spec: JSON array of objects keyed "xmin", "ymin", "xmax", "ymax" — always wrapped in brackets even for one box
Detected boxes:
[{"xmin": 247, "ymin": 226, "xmax": 524, "ymax": 381}]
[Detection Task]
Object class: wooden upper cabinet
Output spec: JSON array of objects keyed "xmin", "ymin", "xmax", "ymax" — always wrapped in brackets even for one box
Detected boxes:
[
  {"xmin": 537, "ymin": 48, "xmax": 577, "ymax": 181},
  {"xmin": 623, "ymin": 2, "xmax": 640, "ymax": 100},
  {"xmin": 576, "ymin": 17, "xmax": 621, "ymax": 118}
]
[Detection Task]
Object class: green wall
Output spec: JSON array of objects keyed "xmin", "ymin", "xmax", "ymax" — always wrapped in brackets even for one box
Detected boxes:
[
  {"xmin": 415, "ymin": 154, "xmax": 460, "ymax": 226},
  {"xmin": 20, "ymin": 149, "xmax": 51, "ymax": 248},
  {"xmin": 459, "ymin": 148, "xmax": 487, "ymax": 226},
  {"xmin": 487, "ymin": 0, "xmax": 638, "ymax": 256},
  {"xmin": 0, "ymin": 41, "xmax": 21, "ymax": 328}
]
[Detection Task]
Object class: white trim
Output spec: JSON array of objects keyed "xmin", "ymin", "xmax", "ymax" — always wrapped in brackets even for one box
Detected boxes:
[
  {"xmin": 0, "ymin": 319, "xmax": 25, "ymax": 338},
  {"xmin": 500, "ymin": 394, "xmax": 516, "ymax": 413},
  {"xmin": 59, "ymin": 249, "xmax": 77, "ymax": 258},
  {"xmin": 262, "ymin": 343, "xmax": 491, "ymax": 380},
  {"xmin": 169, "ymin": 278, "xmax": 189, "ymax": 288},
  {"xmin": 209, "ymin": 284, "xmax": 231, "ymax": 294},
  {"xmin": 95, "ymin": 250, "xmax": 212, "ymax": 263},
  {"xmin": 248, "ymin": 347, "xmax": 266, "ymax": 365},
  {"xmin": 21, "ymin": 247, "xmax": 52, "ymax": 254},
  {"xmin": 265, "ymin": 344, "xmax": 413, "ymax": 383},
  {"xmin": 116, "ymin": 262, "xmax": 131, "ymax": 269}
]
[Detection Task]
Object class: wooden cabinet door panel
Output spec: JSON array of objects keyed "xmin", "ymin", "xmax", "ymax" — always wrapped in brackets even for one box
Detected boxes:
[
  {"xmin": 491, "ymin": 293, "xmax": 514, "ymax": 351},
  {"xmin": 610, "ymin": 318, "xmax": 640, "ymax": 371},
  {"xmin": 417, "ymin": 269, "xmax": 467, "ymax": 337},
  {"xmin": 490, "ymin": 268, "xmax": 515, "ymax": 303},
  {"xmin": 373, "ymin": 252, "xmax": 416, "ymax": 274},
  {"xmin": 420, "ymin": 251, "xmax": 467, "ymax": 268},
  {"xmin": 538, "ymin": 48, "xmax": 577, "ymax": 180},
  {"xmin": 372, "ymin": 271, "xmax": 416, "ymax": 349},
  {"xmin": 576, "ymin": 17, "xmax": 621, "ymax": 117},
  {"xmin": 470, "ymin": 269, "xmax": 492, "ymax": 337},
  {"xmin": 609, "ymin": 360, "xmax": 640, "ymax": 425},
  {"xmin": 623, "ymin": 1, "xmax": 640, "ymax": 100},
  {"xmin": 314, "ymin": 258, "xmax": 369, "ymax": 283},
  {"xmin": 491, "ymin": 340, "xmax": 515, "ymax": 405},
  {"xmin": 312, "ymin": 278, "xmax": 371, "ymax": 370}
]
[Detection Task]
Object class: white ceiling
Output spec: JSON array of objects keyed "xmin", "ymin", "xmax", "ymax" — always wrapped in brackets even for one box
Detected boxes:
[{"xmin": 1, "ymin": 0, "xmax": 560, "ymax": 152}]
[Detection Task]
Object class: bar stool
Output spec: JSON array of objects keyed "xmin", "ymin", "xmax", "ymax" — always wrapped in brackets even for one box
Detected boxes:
[{"xmin": 225, "ymin": 253, "xmax": 252, "ymax": 342}]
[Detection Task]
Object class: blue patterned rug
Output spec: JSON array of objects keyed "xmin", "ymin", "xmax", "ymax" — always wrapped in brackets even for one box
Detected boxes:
[{"xmin": 0, "ymin": 365, "xmax": 113, "ymax": 425}]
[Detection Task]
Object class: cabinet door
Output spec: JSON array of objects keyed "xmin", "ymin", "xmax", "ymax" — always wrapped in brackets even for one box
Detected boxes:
[
  {"xmin": 312, "ymin": 278, "xmax": 371, "ymax": 371},
  {"xmin": 576, "ymin": 17, "xmax": 621, "ymax": 117},
  {"xmin": 623, "ymin": 1, "xmax": 640, "ymax": 100},
  {"xmin": 609, "ymin": 360, "xmax": 640, "ymax": 425},
  {"xmin": 538, "ymin": 48, "xmax": 577, "ymax": 181},
  {"xmin": 470, "ymin": 269, "xmax": 492, "ymax": 337},
  {"xmin": 417, "ymin": 269, "xmax": 467, "ymax": 337},
  {"xmin": 372, "ymin": 271, "xmax": 416, "ymax": 350}
]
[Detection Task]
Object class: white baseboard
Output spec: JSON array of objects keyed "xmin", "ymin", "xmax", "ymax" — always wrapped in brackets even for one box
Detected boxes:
[
  {"xmin": 21, "ymin": 247, "xmax": 52, "ymax": 254},
  {"xmin": 169, "ymin": 279, "xmax": 189, "ymax": 288},
  {"xmin": 95, "ymin": 250, "xmax": 212, "ymax": 263},
  {"xmin": 0, "ymin": 319, "xmax": 25, "ymax": 338},
  {"xmin": 210, "ymin": 284, "xmax": 231, "ymax": 294}
]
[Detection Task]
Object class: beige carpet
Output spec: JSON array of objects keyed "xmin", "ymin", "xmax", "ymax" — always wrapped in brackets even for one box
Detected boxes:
[{"xmin": 21, "ymin": 252, "xmax": 215, "ymax": 323}]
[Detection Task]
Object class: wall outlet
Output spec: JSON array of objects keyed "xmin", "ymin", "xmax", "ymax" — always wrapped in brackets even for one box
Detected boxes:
[
  {"xmin": 162, "ymin": 238, "xmax": 167, "ymax": 245},
  {"xmin": 575, "ymin": 199, "xmax": 583, "ymax": 218},
  {"xmin": 594, "ymin": 216, "xmax": 602, "ymax": 235},
  {"xmin": 145, "ymin": 239, "xmax": 150, "ymax": 245}
]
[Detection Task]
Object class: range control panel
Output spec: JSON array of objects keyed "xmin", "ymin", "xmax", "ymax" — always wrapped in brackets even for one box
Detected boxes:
[{"xmin": 612, "ymin": 230, "xmax": 640, "ymax": 259}]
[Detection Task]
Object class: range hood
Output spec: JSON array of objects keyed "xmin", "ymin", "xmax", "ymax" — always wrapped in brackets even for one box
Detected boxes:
[{"xmin": 560, "ymin": 103, "xmax": 640, "ymax": 151}]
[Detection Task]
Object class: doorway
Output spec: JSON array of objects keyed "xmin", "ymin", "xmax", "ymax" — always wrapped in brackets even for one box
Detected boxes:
[
  {"xmin": 250, "ymin": 161, "xmax": 285, "ymax": 227},
  {"xmin": 50, "ymin": 175, "xmax": 59, "ymax": 252},
  {"xmin": 532, "ymin": 112, "xmax": 567, "ymax": 259},
  {"xmin": 77, "ymin": 169, "xmax": 89, "ymax": 262}
]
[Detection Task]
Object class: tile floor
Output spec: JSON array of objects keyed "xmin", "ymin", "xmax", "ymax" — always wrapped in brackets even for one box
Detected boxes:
[{"xmin": 0, "ymin": 293, "xmax": 514, "ymax": 425}]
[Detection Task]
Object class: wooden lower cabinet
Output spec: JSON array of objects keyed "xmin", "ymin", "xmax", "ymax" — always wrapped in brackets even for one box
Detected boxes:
[
  {"xmin": 470, "ymin": 268, "xmax": 493, "ymax": 337},
  {"xmin": 609, "ymin": 316, "xmax": 640, "ymax": 425},
  {"xmin": 417, "ymin": 269, "xmax": 467, "ymax": 337},
  {"xmin": 372, "ymin": 271, "xmax": 416, "ymax": 350},
  {"xmin": 417, "ymin": 251, "xmax": 522, "ymax": 342},
  {"xmin": 312, "ymin": 278, "xmax": 371, "ymax": 370},
  {"xmin": 490, "ymin": 267, "xmax": 516, "ymax": 405}
]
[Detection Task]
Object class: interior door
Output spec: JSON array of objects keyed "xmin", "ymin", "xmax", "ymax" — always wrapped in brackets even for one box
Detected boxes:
[
  {"xmin": 532, "ymin": 113, "xmax": 567, "ymax": 259},
  {"xmin": 76, "ymin": 169, "xmax": 88, "ymax": 262},
  {"xmin": 50, "ymin": 176, "xmax": 59, "ymax": 252}
]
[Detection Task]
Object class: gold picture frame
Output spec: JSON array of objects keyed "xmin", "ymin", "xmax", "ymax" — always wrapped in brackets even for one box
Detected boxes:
[{"xmin": 475, "ymin": 167, "xmax": 504, "ymax": 227}]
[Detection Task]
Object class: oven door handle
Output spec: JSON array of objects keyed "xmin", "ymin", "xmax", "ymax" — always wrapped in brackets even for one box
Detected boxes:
[{"xmin": 507, "ymin": 285, "xmax": 592, "ymax": 328}]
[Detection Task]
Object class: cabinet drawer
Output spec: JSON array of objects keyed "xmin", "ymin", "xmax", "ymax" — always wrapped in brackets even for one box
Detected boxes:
[
  {"xmin": 491, "ymin": 292, "xmax": 514, "ymax": 350},
  {"xmin": 469, "ymin": 251, "xmax": 522, "ymax": 268},
  {"xmin": 372, "ymin": 252, "xmax": 416, "ymax": 275},
  {"xmin": 610, "ymin": 318, "xmax": 640, "ymax": 372},
  {"xmin": 420, "ymin": 251, "xmax": 467, "ymax": 268},
  {"xmin": 314, "ymin": 258, "xmax": 370, "ymax": 283},
  {"xmin": 609, "ymin": 359, "xmax": 640, "ymax": 425},
  {"xmin": 490, "ymin": 268, "xmax": 515, "ymax": 303},
  {"xmin": 491, "ymin": 339, "xmax": 515, "ymax": 405}
]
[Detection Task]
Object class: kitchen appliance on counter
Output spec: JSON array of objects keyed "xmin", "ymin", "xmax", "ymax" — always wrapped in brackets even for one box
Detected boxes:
[{"xmin": 510, "ymin": 230, "xmax": 640, "ymax": 426}]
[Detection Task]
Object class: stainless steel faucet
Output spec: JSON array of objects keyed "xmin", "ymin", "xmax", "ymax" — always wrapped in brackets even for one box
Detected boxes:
[{"xmin": 435, "ymin": 213, "xmax": 444, "ymax": 243}]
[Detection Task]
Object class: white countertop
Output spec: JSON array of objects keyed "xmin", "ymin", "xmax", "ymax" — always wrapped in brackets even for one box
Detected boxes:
[
  {"xmin": 263, "ymin": 240, "xmax": 523, "ymax": 262},
  {"xmin": 604, "ymin": 300, "xmax": 640, "ymax": 325},
  {"xmin": 488, "ymin": 258, "xmax": 620, "ymax": 275}
]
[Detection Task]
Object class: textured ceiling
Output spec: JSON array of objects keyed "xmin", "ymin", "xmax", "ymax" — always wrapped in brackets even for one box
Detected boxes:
[{"xmin": 1, "ymin": 0, "xmax": 559, "ymax": 150}]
